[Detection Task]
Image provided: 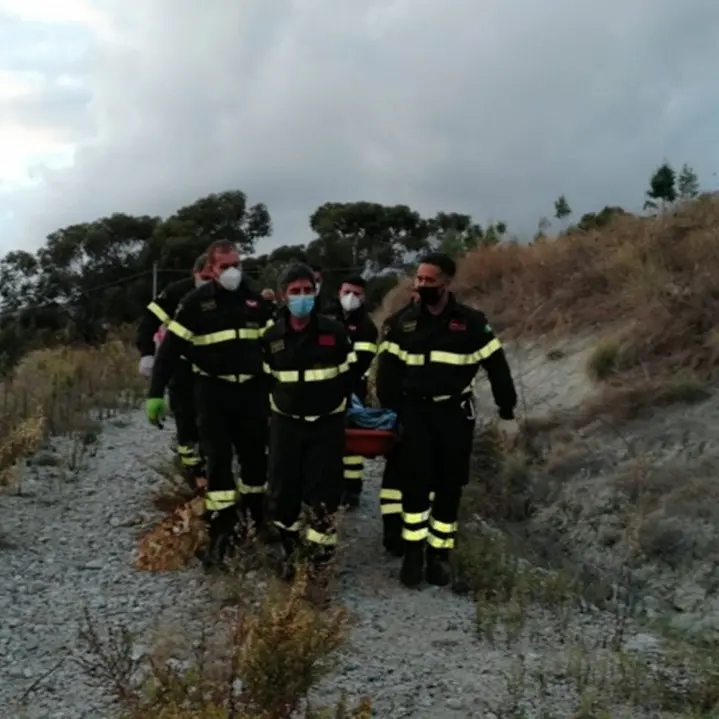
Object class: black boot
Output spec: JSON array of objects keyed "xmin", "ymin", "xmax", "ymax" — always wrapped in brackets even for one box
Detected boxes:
[
  {"xmin": 382, "ymin": 515, "xmax": 404, "ymax": 557},
  {"xmin": 276, "ymin": 527, "xmax": 300, "ymax": 582},
  {"xmin": 425, "ymin": 548, "xmax": 452, "ymax": 587},
  {"xmin": 399, "ymin": 542, "xmax": 424, "ymax": 588},
  {"xmin": 196, "ymin": 508, "xmax": 238, "ymax": 571}
]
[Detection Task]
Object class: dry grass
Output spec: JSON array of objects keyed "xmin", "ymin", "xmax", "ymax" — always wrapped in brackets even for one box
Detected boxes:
[
  {"xmin": 0, "ymin": 330, "xmax": 144, "ymax": 492},
  {"xmin": 378, "ymin": 196, "xmax": 719, "ymax": 415}
]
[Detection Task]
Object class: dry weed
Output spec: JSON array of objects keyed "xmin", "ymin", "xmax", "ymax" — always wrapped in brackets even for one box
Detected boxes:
[{"xmin": 78, "ymin": 569, "xmax": 370, "ymax": 719}]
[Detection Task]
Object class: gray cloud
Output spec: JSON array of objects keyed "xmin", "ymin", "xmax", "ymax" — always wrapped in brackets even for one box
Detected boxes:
[{"xmin": 3, "ymin": 0, "xmax": 719, "ymax": 253}]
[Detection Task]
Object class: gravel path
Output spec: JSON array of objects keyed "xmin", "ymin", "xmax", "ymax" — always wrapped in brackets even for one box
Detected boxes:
[{"xmin": 0, "ymin": 408, "xmax": 666, "ymax": 719}]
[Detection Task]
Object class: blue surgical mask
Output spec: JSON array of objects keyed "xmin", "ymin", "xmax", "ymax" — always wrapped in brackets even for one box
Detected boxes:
[{"xmin": 288, "ymin": 294, "xmax": 315, "ymax": 318}]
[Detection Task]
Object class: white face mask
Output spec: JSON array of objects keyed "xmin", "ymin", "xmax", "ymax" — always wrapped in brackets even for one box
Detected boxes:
[
  {"xmin": 340, "ymin": 293, "xmax": 362, "ymax": 312},
  {"xmin": 218, "ymin": 266, "xmax": 242, "ymax": 291}
]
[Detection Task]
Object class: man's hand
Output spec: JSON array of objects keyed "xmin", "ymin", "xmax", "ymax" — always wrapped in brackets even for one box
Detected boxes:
[
  {"xmin": 146, "ymin": 397, "xmax": 166, "ymax": 426},
  {"xmin": 497, "ymin": 418, "xmax": 520, "ymax": 446},
  {"xmin": 139, "ymin": 355, "xmax": 154, "ymax": 377}
]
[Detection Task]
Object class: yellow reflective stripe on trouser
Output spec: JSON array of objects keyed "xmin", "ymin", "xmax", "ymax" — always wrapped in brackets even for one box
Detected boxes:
[
  {"xmin": 380, "ymin": 488, "xmax": 402, "ymax": 516},
  {"xmin": 274, "ymin": 519, "xmax": 301, "ymax": 532},
  {"xmin": 343, "ymin": 455, "xmax": 364, "ymax": 480},
  {"xmin": 269, "ymin": 397, "xmax": 346, "ymax": 422},
  {"xmin": 192, "ymin": 328, "xmax": 263, "ymax": 345},
  {"xmin": 430, "ymin": 338, "xmax": 502, "ymax": 365},
  {"xmin": 306, "ymin": 527, "xmax": 338, "ymax": 546},
  {"xmin": 168, "ymin": 320, "xmax": 194, "ymax": 341},
  {"xmin": 378, "ymin": 341, "xmax": 424, "ymax": 365},
  {"xmin": 148, "ymin": 302, "xmax": 171, "ymax": 324},
  {"xmin": 402, "ymin": 509, "xmax": 430, "ymax": 542},
  {"xmin": 205, "ymin": 490, "xmax": 237, "ymax": 511},
  {"xmin": 177, "ymin": 444, "xmax": 201, "ymax": 467},
  {"xmin": 263, "ymin": 355, "xmax": 355, "ymax": 383},
  {"xmin": 427, "ymin": 517, "xmax": 458, "ymax": 550},
  {"xmin": 237, "ymin": 480, "xmax": 267, "ymax": 494},
  {"xmin": 354, "ymin": 341, "xmax": 377, "ymax": 353}
]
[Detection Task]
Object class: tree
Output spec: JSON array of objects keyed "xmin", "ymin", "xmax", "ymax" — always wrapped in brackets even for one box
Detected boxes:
[
  {"xmin": 554, "ymin": 195, "xmax": 572, "ymax": 222},
  {"xmin": 644, "ymin": 162, "xmax": 677, "ymax": 212},
  {"xmin": 426, "ymin": 212, "xmax": 484, "ymax": 258},
  {"xmin": 534, "ymin": 216, "xmax": 551, "ymax": 241},
  {"xmin": 677, "ymin": 163, "xmax": 700, "ymax": 201}
]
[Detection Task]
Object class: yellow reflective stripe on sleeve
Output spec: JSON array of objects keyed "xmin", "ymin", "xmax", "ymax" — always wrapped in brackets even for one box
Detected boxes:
[
  {"xmin": 354, "ymin": 341, "xmax": 378, "ymax": 353},
  {"xmin": 378, "ymin": 341, "xmax": 424, "ymax": 365},
  {"xmin": 204, "ymin": 490, "xmax": 237, "ymax": 511},
  {"xmin": 193, "ymin": 328, "xmax": 262, "ymax": 345},
  {"xmin": 168, "ymin": 320, "xmax": 194, "ymax": 341},
  {"xmin": 260, "ymin": 319, "xmax": 275, "ymax": 336},
  {"xmin": 274, "ymin": 519, "xmax": 301, "ymax": 532},
  {"xmin": 237, "ymin": 481, "xmax": 267, "ymax": 494},
  {"xmin": 148, "ymin": 302, "xmax": 171, "ymax": 324},
  {"xmin": 430, "ymin": 338, "xmax": 502, "ymax": 365},
  {"xmin": 306, "ymin": 527, "xmax": 338, "ymax": 546}
]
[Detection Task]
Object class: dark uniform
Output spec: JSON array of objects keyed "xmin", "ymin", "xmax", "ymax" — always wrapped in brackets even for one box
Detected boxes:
[
  {"xmin": 149, "ymin": 281, "xmax": 274, "ymax": 561},
  {"xmin": 324, "ymin": 300, "xmax": 378, "ymax": 502},
  {"xmin": 376, "ymin": 293, "xmax": 517, "ymax": 586},
  {"xmin": 262, "ymin": 311, "xmax": 356, "ymax": 569},
  {"xmin": 136, "ymin": 277, "xmax": 204, "ymax": 483}
]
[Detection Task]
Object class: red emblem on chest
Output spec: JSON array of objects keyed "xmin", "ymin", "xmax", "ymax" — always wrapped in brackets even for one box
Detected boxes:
[
  {"xmin": 318, "ymin": 334, "xmax": 336, "ymax": 347},
  {"xmin": 245, "ymin": 299, "xmax": 258, "ymax": 307},
  {"xmin": 449, "ymin": 320, "xmax": 466, "ymax": 331}
]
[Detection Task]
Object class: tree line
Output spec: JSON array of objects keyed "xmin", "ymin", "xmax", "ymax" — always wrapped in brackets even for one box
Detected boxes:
[{"xmin": 0, "ymin": 160, "xmax": 703, "ymax": 371}]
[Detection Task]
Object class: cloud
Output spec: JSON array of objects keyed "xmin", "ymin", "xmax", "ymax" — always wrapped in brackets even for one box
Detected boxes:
[{"xmin": 2, "ymin": 0, "xmax": 719, "ymax": 254}]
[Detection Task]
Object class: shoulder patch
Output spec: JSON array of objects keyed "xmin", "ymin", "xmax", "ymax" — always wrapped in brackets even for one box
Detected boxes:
[
  {"xmin": 402, "ymin": 320, "xmax": 417, "ymax": 333},
  {"xmin": 200, "ymin": 300, "xmax": 216, "ymax": 311},
  {"xmin": 270, "ymin": 339, "xmax": 284, "ymax": 354}
]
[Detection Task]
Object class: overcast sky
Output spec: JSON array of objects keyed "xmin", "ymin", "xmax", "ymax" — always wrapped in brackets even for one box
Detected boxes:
[{"xmin": 1, "ymin": 0, "xmax": 719, "ymax": 257}]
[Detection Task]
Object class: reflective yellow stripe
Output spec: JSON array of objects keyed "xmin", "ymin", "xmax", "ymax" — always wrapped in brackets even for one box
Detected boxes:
[
  {"xmin": 269, "ymin": 397, "xmax": 346, "ymax": 421},
  {"xmin": 274, "ymin": 519, "xmax": 301, "ymax": 532},
  {"xmin": 427, "ymin": 534, "xmax": 455, "ymax": 549},
  {"xmin": 168, "ymin": 320, "xmax": 193, "ymax": 341},
  {"xmin": 404, "ymin": 510, "xmax": 430, "ymax": 524},
  {"xmin": 380, "ymin": 489, "xmax": 402, "ymax": 500},
  {"xmin": 179, "ymin": 455, "xmax": 201, "ymax": 467},
  {"xmin": 381, "ymin": 503, "xmax": 402, "ymax": 515},
  {"xmin": 402, "ymin": 526, "xmax": 429, "ymax": 541},
  {"xmin": 263, "ymin": 360, "xmax": 352, "ymax": 383},
  {"xmin": 343, "ymin": 456, "xmax": 364, "ymax": 465},
  {"xmin": 344, "ymin": 468, "xmax": 364, "ymax": 479},
  {"xmin": 306, "ymin": 527, "xmax": 338, "ymax": 546},
  {"xmin": 237, "ymin": 481, "xmax": 267, "ymax": 494},
  {"xmin": 261, "ymin": 319, "xmax": 275, "ymax": 336},
  {"xmin": 354, "ymin": 341, "xmax": 378, "ymax": 353},
  {"xmin": 193, "ymin": 328, "xmax": 263, "ymax": 345},
  {"xmin": 430, "ymin": 338, "xmax": 502, "ymax": 365},
  {"xmin": 378, "ymin": 341, "xmax": 424, "ymax": 365},
  {"xmin": 148, "ymin": 301, "xmax": 171, "ymax": 324},
  {"xmin": 204, "ymin": 490, "xmax": 237, "ymax": 511},
  {"xmin": 192, "ymin": 366, "xmax": 255, "ymax": 382},
  {"xmin": 430, "ymin": 518, "xmax": 458, "ymax": 534}
]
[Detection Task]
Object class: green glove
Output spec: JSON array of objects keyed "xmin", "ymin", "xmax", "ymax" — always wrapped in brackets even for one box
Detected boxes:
[{"xmin": 146, "ymin": 397, "xmax": 166, "ymax": 425}]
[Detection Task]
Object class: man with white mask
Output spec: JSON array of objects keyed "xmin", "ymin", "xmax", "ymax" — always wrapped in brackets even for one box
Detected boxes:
[
  {"xmin": 147, "ymin": 240, "xmax": 275, "ymax": 569},
  {"xmin": 324, "ymin": 275, "xmax": 378, "ymax": 508}
]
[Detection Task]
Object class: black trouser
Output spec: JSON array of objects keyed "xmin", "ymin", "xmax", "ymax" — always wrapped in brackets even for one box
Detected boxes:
[
  {"xmin": 269, "ymin": 412, "xmax": 345, "ymax": 560},
  {"xmin": 195, "ymin": 376, "xmax": 269, "ymax": 540},
  {"xmin": 397, "ymin": 395, "xmax": 476, "ymax": 555},
  {"xmin": 380, "ymin": 442, "xmax": 403, "ymax": 540},
  {"xmin": 343, "ymin": 377, "xmax": 368, "ymax": 496},
  {"xmin": 168, "ymin": 363, "xmax": 203, "ymax": 477}
]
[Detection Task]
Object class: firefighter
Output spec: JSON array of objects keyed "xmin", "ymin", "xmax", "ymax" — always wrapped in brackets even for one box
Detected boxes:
[
  {"xmin": 136, "ymin": 253, "xmax": 211, "ymax": 489},
  {"xmin": 262, "ymin": 263, "xmax": 356, "ymax": 581},
  {"xmin": 323, "ymin": 275, "xmax": 378, "ymax": 508},
  {"xmin": 376, "ymin": 252, "xmax": 518, "ymax": 588},
  {"xmin": 146, "ymin": 240, "xmax": 274, "ymax": 569},
  {"xmin": 310, "ymin": 262, "xmax": 332, "ymax": 313}
]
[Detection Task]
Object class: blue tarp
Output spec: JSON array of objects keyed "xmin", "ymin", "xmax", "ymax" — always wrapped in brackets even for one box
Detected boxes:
[{"xmin": 346, "ymin": 394, "xmax": 397, "ymax": 431}]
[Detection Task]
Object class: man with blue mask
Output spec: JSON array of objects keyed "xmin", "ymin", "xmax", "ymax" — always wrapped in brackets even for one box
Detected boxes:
[
  {"xmin": 262, "ymin": 263, "xmax": 356, "ymax": 587},
  {"xmin": 147, "ymin": 240, "xmax": 275, "ymax": 570}
]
